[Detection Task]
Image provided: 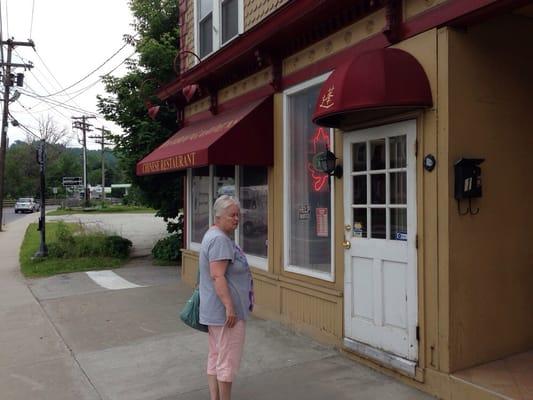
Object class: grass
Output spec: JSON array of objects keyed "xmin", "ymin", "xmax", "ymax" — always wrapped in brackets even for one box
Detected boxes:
[
  {"xmin": 20, "ymin": 222, "xmax": 126, "ymax": 278},
  {"xmin": 47, "ymin": 205, "xmax": 155, "ymax": 216}
]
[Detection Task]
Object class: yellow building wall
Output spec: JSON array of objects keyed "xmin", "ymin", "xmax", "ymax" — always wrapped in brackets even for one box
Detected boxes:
[{"xmin": 447, "ymin": 15, "xmax": 533, "ymax": 371}]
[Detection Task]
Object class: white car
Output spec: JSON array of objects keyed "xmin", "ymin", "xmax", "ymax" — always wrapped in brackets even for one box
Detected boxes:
[{"xmin": 14, "ymin": 197, "xmax": 40, "ymax": 214}]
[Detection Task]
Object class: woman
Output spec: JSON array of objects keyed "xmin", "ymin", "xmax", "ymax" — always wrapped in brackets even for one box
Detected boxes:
[{"xmin": 199, "ymin": 195, "xmax": 253, "ymax": 400}]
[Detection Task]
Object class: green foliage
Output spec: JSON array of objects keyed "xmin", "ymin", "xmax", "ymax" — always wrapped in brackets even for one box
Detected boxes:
[
  {"xmin": 20, "ymin": 223, "xmax": 127, "ymax": 277},
  {"xmin": 152, "ymin": 233, "xmax": 182, "ymax": 264},
  {"xmin": 104, "ymin": 235, "xmax": 134, "ymax": 258},
  {"xmin": 97, "ymin": 0, "xmax": 183, "ymax": 224},
  {"xmin": 47, "ymin": 221, "xmax": 132, "ymax": 259},
  {"xmin": 5, "ymin": 141, "xmax": 123, "ymax": 199}
]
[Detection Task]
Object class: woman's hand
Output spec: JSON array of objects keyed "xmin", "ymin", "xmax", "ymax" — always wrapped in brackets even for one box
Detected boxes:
[{"xmin": 225, "ymin": 306, "xmax": 237, "ymax": 328}]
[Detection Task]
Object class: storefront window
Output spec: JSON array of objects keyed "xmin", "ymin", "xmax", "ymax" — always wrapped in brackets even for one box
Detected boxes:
[
  {"xmin": 191, "ymin": 167, "xmax": 210, "ymax": 243},
  {"xmin": 188, "ymin": 165, "xmax": 268, "ymax": 268},
  {"xmin": 239, "ymin": 166, "xmax": 268, "ymax": 257},
  {"xmin": 285, "ymin": 80, "xmax": 332, "ymax": 277}
]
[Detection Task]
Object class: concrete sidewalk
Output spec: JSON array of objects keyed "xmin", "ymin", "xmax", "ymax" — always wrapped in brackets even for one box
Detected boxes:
[{"xmin": 0, "ymin": 216, "xmax": 434, "ymax": 400}]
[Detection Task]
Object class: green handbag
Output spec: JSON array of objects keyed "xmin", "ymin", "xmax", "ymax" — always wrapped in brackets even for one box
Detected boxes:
[{"xmin": 179, "ymin": 270, "xmax": 209, "ymax": 333}]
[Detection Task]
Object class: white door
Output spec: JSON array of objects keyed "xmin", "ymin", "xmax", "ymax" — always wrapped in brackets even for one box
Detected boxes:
[{"xmin": 343, "ymin": 120, "xmax": 418, "ymax": 364}]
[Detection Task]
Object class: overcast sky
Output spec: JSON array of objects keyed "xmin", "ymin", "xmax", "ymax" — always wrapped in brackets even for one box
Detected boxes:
[{"xmin": 4, "ymin": 0, "xmax": 135, "ymax": 149}]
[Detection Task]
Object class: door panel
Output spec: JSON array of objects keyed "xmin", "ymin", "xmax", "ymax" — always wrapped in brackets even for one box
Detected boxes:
[{"xmin": 343, "ymin": 119, "xmax": 418, "ymax": 362}]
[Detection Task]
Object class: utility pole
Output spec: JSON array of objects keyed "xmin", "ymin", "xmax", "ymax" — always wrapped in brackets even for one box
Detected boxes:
[
  {"xmin": 89, "ymin": 126, "xmax": 112, "ymax": 204},
  {"xmin": 35, "ymin": 139, "xmax": 48, "ymax": 257},
  {"xmin": 0, "ymin": 39, "xmax": 34, "ymax": 231},
  {"xmin": 72, "ymin": 115, "xmax": 95, "ymax": 207}
]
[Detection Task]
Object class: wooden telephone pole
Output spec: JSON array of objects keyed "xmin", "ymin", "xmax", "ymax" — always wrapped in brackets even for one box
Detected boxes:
[
  {"xmin": 89, "ymin": 126, "xmax": 112, "ymax": 203},
  {"xmin": 0, "ymin": 39, "xmax": 34, "ymax": 230},
  {"xmin": 72, "ymin": 115, "xmax": 95, "ymax": 207}
]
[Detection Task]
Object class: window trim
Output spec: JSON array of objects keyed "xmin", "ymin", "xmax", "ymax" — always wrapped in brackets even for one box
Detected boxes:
[
  {"xmin": 283, "ymin": 73, "xmax": 335, "ymax": 282},
  {"xmin": 193, "ymin": 0, "xmax": 244, "ymax": 62},
  {"xmin": 187, "ymin": 165, "xmax": 268, "ymax": 270}
]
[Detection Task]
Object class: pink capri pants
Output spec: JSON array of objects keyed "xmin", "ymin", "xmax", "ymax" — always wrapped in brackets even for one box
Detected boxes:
[{"xmin": 207, "ymin": 320, "xmax": 246, "ymax": 382}]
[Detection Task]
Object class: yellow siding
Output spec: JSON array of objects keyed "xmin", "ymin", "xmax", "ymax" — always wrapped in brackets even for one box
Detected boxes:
[
  {"xmin": 404, "ymin": 0, "xmax": 449, "ymax": 20},
  {"xmin": 447, "ymin": 16, "xmax": 533, "ymax": 371},
  {"xmin": 244, "ymin": 0, "xmax": 289, "ymax": 30}
]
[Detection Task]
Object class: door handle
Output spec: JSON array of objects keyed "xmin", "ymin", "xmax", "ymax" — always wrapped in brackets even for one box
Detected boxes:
[{"xmin": 342, "ymin": 240, "xmax": 351, "ymax": 249}]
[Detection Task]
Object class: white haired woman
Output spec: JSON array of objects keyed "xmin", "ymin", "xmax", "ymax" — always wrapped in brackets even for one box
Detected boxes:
[{"xmin": 199, "ymin": 195, "xmax": 254, "ymax": 400}]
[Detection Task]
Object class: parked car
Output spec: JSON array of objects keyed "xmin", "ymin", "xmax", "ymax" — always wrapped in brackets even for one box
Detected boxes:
[{"xmin": 14, "ymin": 197, "xmax": 40, "ymax": 213}]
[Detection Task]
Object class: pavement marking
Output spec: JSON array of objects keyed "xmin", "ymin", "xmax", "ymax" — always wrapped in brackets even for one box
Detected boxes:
[{"xmin": 86, "ymin": 270, "xmax": 144, "ymax": 290}]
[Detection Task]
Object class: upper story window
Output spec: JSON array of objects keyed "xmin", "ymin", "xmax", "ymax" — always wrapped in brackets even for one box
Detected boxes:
[{"xmin": 196, "ymin": 0, "xmax": 243, "ymax": 59}]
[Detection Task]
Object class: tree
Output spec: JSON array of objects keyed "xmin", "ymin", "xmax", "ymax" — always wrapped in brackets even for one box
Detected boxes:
[
  {"xmin": 97, "ymin": 0, "xmax": 183, "ymax": 223},
  {"xmin": 25, "ymin": 115, "xmax": 72, "ymax": 146}
]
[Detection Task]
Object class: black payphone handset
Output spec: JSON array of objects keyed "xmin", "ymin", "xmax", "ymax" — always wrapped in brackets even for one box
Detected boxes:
[{"xmin": 454, "ymin": 158, "xmax": 485, "ymax": 215}]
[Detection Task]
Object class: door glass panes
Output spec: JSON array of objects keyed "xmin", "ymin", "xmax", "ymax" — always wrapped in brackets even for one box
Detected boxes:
[
  {"xmin": 371, "ymin": 174, "xmax": 386, "ymax": 204},
  {"xmin": 351, "ymin": 134, "xmax": 408, "ymax": 241},
  {"xmin": 352, "ymin": 142, "xmax": 366, "ymax": 171},
  {"xmin": 389, "ymin": 135, "xmax": 406, "ymax": 168},
  {"xmin": 370, "ymin": 139, "xmax": 386, "ymax": 170},
  {"xmin": 371, "ymin": 208, "xmax": 386, "ymax": 239},
  {"xmin": 191, "ymin": 167, "xmax": 210, "ymax": 243},
  {"xmin": 353, "ymin": 175, "xmax": 366, "ymax": 204},
  {"xmin": 390, "ymin": 172, "xmax": 406, "ymax": 204},
  {"xmin": 353, "ymin": 208, "xmax": 367, "ymax": 238},
  {"xmin": 222, "ymin": 0, "xmax": 238, "ymax": 44},
  {"xmin": 390, "ymin": 208, "xmax": 407, "ymax": 241}
]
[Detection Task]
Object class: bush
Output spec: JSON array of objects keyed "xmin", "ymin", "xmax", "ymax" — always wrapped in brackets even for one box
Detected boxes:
[
  {"xmin": 152, "ymin": 233, "xmax": 182, "ymax": 263},
  {"xmin": 47, "ymin": 222, "xmax": 131, "ymax": 259},
  {"xmin": 104, "ymin": 235, "xmax": 132, "ymax": 258}
]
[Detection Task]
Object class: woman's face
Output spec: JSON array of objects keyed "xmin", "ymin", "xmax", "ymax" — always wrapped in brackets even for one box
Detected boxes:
[{"xmin": 217, "ymin": 204, "xmax": 240, "ymax": 233}]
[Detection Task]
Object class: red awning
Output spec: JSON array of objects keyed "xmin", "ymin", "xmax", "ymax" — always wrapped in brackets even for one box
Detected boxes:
[
  {"xmin": 312, "ymin": 48, "xmax": 432, "ymax": 129},
  {"xmin": 137, "ymin": 97, "xmax": 273, "ymax": 176}
]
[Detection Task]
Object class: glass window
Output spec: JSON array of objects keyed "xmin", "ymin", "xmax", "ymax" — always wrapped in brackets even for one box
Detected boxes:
[
  {"xmin": 239, "ymin": 166, "xmax": 268, "ymax": 257},
  {"xmin": 191, "ymin": 167, "xmax": 210, "ymax": 243},
  {"xmin": 221, "ymin": 0, "xmax": 238, "ymax": 44},
  {"xmin": 197, "ymin": 0, "xmax": 241, "ymax": 58},
  {"xmin": 189, "ymin": 165, "xmax": 268, "ymax": 265},
  {"xmin": 286, "ymin": 83, "xmax": 332, "ymax": 274}
]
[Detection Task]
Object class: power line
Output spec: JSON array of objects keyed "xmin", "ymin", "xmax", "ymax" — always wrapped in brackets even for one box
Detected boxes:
[
  {"xmin": 20, "ymin": 87, "xmax": 97, "ymax": 116},
  {"xmin": 0, "ymin": 0, "xmax": 4, "ymax": 66},
  {"xmin": 3, "ymin": 0, "xmax": 8, "ymax": 39},
  {"xmin": 29, "ymin": 0, "xmax": 35, "ymax": 39},
  {"xmin": 30, "ymin": 42, "xmax": 132, "ymax": 98}
]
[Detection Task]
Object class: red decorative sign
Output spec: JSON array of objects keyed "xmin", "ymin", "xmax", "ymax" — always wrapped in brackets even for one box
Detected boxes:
[{"xmin": 308, "ymin": 127, "xmax": 330, "ymax": 192}]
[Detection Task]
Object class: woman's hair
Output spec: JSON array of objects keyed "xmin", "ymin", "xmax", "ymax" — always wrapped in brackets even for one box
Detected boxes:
[{"xmin": 213, "ymin": 195, "xmax": 240, "ymax": 218}]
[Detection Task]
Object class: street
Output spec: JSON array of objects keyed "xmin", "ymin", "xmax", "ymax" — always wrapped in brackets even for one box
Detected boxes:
[{"xmin": 2, "ymin": 206, "xmax": 58, "ymax": 227}]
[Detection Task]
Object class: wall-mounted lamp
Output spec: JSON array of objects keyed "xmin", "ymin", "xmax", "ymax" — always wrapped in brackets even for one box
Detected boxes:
[{"xmin": 313, "ymin": 149, "xmax": 343, "ymax": 179}]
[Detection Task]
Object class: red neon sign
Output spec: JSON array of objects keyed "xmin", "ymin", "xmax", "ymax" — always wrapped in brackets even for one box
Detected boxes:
[{"xmin": 308, "ymin": 127, "xmax": 330, "ymax": 192}]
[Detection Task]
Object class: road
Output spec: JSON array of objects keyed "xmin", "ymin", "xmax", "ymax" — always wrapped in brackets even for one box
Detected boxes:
[{"xmin": 1, "ymin": 206, "xmax": 56, "ymax": 227}]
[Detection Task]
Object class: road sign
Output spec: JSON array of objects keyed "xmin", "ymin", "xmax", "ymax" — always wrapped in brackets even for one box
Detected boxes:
[{"xmin": 62, "ymin": 177, "xmax": 82, "ymax": 186}]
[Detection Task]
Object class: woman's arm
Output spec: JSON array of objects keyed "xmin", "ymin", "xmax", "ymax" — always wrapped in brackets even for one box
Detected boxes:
[{"xmin": 209, "ymin": 260, "xmax": 237, "ymax": 328}]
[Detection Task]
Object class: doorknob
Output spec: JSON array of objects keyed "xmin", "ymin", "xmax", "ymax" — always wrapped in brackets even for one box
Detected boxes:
[{"xmin": 342, "ymin": 240, "xmax": 351, "ymax": 249}]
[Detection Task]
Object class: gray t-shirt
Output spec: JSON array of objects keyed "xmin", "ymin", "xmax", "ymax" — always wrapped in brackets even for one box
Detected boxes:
[{"xmin": 199, "ymin": 227, "xmax": 253, "ymax": 326}]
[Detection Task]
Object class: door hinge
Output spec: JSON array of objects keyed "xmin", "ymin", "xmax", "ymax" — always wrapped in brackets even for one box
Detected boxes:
[
  {"xmin": 415, "ymin": 234, "xmax": 418, "ymax": 249},
  {"xmin": 415, "ymin": 139, "xmax": 418, "ymax": 157},
  {"xmin": 416, "ymin": 326, "xmax": 420, "ymax": 341}
]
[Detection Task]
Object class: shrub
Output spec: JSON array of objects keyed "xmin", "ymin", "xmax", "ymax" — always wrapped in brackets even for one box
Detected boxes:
[
  {"xmin": 152, "ymin": 233, "xmax": 182, "ymax": 263},
  {"xmin": 47, "ymin": 222, "xmax": 131, "ymax": 259},
  {"xmin": 104, "ymin": 235, "xmax": 132, "ymax": 258}
]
